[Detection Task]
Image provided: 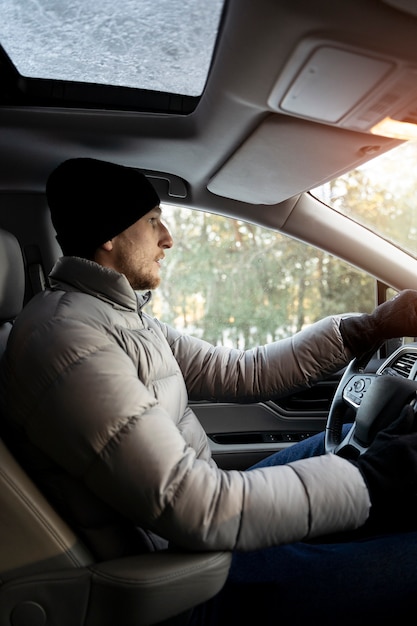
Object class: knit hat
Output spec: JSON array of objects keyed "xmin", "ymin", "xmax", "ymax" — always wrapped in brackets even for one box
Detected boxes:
[{"xmin": 46, "ymin": 158, "xmax": 160, "ymax": 258}]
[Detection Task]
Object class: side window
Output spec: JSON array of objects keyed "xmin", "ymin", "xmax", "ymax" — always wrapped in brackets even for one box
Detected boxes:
[{"xmin": 150, "ymin": 206, "xmax": 377, "ymax": 349}]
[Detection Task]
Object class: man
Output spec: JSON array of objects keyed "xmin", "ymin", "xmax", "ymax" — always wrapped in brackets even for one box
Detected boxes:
[{"xmin": 1, "ymin": 157, "xmax": 417, "ymax": 625}]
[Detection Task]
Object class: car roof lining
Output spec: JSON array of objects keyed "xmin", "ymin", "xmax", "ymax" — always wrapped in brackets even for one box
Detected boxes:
[{"xmin": 0, "ymin": 0, "xmax": 417, "ymax": 224}]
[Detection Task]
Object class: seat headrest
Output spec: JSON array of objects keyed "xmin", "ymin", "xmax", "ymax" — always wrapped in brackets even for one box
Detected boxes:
[{"xmin": 0, "ymin": 229, "xmax": 25, "ymax": 323}]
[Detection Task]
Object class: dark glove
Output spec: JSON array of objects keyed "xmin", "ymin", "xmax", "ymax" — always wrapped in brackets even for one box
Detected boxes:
[
  {"xmin": 340, "ymin": 289, "xmax": 417, "ymax": 357},
  {"xmin": 354, "ymin": 404, "xmax": 417, "ymax": 533}
]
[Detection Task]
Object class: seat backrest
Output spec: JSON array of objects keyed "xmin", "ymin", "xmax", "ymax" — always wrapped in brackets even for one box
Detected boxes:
[
  {"xmin": 0, "ymin": 228, "xmax": 25, "ymax": 355},
  {"xmin": 0, "ymin": 227, "xmax": 93, "ymax": 582}
]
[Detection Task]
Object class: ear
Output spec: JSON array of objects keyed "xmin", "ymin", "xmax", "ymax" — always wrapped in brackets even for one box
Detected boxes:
[{"xmin": 101, "ymin": 240, "xmax": 113, "ymax": 251}]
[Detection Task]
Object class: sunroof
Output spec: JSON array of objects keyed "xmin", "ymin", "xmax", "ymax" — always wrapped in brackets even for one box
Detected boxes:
[{"xmin": 0, "ymin": 0, "xmax": 224, "ymax": 97}]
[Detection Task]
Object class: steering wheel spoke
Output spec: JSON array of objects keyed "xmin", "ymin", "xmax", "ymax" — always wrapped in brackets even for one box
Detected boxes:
[
  {"xmin": 325, "ymin": 356, "xmax": 373, "ymax": 456},
  {"xmin": 325, "ymin": 350, "xmax": 417, "ymax": 457}
]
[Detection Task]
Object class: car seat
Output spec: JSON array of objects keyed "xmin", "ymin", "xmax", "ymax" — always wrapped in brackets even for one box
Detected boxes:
[{"xmin": 0, "ymin": 227, "xmax": 231, "ymax": 626}]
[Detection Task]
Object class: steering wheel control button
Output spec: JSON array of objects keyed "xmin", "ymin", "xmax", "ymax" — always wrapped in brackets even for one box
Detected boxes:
[
  {"xmin": 353, "ymin": 378, "xmax": 366, "ymax": 392},
  {"xmin": 345, "ymin": 376, "xmax": 372, "ymax": 406}
]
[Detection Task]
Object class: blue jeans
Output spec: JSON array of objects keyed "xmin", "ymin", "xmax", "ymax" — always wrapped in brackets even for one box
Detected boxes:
[{"xmin": 189, "ymin": 426, "xmax": 417, "ymax": 626}]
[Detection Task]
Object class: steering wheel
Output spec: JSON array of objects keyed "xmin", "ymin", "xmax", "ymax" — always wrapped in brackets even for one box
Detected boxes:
[{"xmin": 325, "ymin": 349, "xmax": 417, "ymax": 458}]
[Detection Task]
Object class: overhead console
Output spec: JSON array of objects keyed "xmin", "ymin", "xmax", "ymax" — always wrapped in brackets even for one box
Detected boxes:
[{"xmin": 267, "ymin": 37, "xmax": 417, "ymax": 139}]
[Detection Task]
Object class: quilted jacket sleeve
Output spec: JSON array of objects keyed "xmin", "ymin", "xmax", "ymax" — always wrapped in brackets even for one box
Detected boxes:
[{"xmin": 157, "ymin": 314, "xmax": 351, "ymax": 401}]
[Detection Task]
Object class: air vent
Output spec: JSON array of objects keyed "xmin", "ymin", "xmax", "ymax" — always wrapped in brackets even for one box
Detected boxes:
[{"xmin": 390, "ymin": 352, "xmax": 417, "ymax": 377}]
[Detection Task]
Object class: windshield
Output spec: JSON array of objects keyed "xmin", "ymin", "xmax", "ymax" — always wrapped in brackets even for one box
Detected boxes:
[{"xmin": 312, "ymin": 139, "xmax": 417, "ymax": 259}]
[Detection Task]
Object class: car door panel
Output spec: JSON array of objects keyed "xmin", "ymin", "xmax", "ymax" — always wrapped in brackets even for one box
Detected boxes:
[{"xmin": 192, "ymin": 360, "xmax": 383, "ymax": 470}]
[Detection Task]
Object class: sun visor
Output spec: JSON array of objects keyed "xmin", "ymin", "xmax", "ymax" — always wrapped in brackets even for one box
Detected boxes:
[{"xmin": 207, "ymin": 115, "xmax": 399, "ymax": 205}]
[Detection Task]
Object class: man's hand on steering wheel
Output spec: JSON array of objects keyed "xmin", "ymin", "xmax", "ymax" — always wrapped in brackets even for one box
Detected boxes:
[
  {"xmin": 340, "ymin": 289, "xmax": 417, "ymax": 357},
  {"xmin": 333, "ymin": 288, "xmax": 417, "ymax": 532}
]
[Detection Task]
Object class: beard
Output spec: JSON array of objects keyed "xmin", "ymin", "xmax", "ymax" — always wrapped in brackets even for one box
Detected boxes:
[
  {"xmin": 116, "ymin": 254, "xmax": 161, "ymax": 291},
  {"xmin": 126, "ymin": 268, "xmax": 161, "ymax": 291},
  {"xmin": 109, "ymin": 231, "xmax": 163, "ymax": 291}
]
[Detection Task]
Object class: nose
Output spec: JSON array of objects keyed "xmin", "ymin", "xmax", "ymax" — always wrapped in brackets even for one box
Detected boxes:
[{"xmin": 160, "ymin": 222, "xmax": 173, "ymax": 249}]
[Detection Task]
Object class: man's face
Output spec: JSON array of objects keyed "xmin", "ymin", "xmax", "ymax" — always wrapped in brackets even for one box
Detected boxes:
[{"xmin": 108, "ymin": 206, "xmax": 173, "ymax": 290}]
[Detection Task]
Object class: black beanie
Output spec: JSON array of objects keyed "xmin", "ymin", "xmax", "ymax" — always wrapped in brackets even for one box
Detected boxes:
[{"xmin": 46, "ymin": 158, "xmax": 160, "ymax": 258}]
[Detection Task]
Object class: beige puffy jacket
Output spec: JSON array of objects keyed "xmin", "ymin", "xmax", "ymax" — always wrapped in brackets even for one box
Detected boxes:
[{"xmin": 0, "ymin": 257, "xmax": 369, "ymax": 558}]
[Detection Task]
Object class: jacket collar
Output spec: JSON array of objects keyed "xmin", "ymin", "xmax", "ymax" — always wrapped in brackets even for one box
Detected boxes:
[{"xmin": 49, "ymin": 256, "xmax": 152, "ymax": 312}]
